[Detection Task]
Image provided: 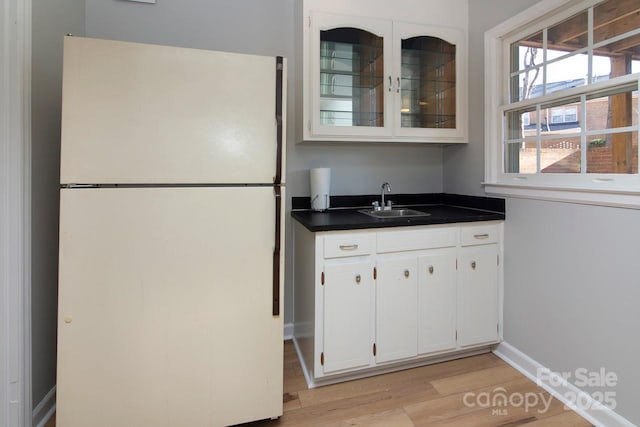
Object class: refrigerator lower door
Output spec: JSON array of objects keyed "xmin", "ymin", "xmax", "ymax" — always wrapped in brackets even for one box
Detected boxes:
[{"xmin": 57, "ymin": 187, "xmax": 284, "ymax": 427}]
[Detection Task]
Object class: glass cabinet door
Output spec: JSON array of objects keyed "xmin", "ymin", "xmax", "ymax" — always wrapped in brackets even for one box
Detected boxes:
[
  {"xmin": 311, "ymin": 14, "xmax": 393, "ymax": 137},
  {"xmin": 306, "ymin": 16, "xmax": 466, "ymax": 142},
  {"xmin": 320, "ymin": 28, "xmax": 384, "ymax": 127},
  {"xmin": 393, "ymin": 23, "xmax": 466, "ymax": 141},
  {"xmin": 400, "ymin": 36, "xmax": 456, "ymax": 129}
]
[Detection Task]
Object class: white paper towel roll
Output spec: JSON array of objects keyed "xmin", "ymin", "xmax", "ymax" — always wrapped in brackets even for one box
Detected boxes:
[{"xmin": 310, "ymin": 168, "xmax": 331, "ymax": 211}]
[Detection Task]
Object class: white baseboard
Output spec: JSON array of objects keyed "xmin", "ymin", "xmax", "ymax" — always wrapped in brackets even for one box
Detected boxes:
[
  {"xmin": 292, "ymin": 336, "xmax": 493, "ymax": 390},
  {"xmin": 292, "ymin": 336, "xmax": 315, "ymax": 389},
  {"xmin": 32, "ymin": 385, "xmax": 56, "ymax": 427},
  {"xmin": 284, "ymin": 323, "xmax": 294, "ymax": 341},
  {"xmin": 493, "ymin": 342, "xmax": 635, "ymax": 427}
]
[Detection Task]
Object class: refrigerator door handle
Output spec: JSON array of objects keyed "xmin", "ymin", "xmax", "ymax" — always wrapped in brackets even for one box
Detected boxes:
[
  {"xmin": 274, "ymin": 56, "xmax": 283, "ymax": 185},
  {"xmin": 272, "ymin": 186, "xmax": 282, "ymax": 316},
  {"xmin": 272, "ymin": 56, "xmax": 284, "ymax": 317}
]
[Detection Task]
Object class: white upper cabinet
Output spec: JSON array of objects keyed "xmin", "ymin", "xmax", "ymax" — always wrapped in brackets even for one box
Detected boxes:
[
  {"xmin": 298, "ymin": 0, "xmax": 468, "ymax": 143},
  {"xmin": 311, "ymin": 13, "xmax": 393, "ymax": 138},
  {"xmin": 392, "ymin": 23, "xmax": 466, "ymax": 142}
]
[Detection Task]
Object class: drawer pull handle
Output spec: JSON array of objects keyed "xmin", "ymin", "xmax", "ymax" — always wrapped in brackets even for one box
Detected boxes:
[
  {"xmin": 471, "ymin": 261, "xmax": 477, "ymax": 270},
  {"xmin": 339, "ymin": 244, "xmax": 359, "ymax": 251},
  {"xmin": 474, "ymin": 233, "xmax": 490, "ymax": 239},
  {"xmin": 428, "ymin": 266, "xmax": 434, "ymax": 274},
  {"xmin": 404, "ymin": 270, "xmax": 410, "ymax": 278},
  {"xmin": 355, "ymin": 274, "xmax": 361, "ymax": 284}
]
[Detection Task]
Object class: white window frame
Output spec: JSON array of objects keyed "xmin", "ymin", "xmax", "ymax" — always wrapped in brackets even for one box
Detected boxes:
[{"xmin": 484, "ymin": 0, "xmax": 640, "ymax": 209}]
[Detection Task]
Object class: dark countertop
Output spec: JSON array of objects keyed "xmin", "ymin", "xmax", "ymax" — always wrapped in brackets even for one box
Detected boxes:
[{"xmin": 291, "ymin": 194, "xmax": 505, "ymax": 232}]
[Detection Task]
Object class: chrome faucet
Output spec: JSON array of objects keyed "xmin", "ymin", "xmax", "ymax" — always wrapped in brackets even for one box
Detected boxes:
[{"xmin": 381, "ymin": 182, "xmax": 391, "ymax": 209}]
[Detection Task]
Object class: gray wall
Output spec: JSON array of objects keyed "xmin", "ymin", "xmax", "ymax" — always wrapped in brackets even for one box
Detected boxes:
[
  {"xmin": 504, "ymin": 198, "xmax": 640, "ymax": 424},
  {"xmin": 31, "ymin": 0, "xmax": 85, "ymax": 408},
  {"xmin": 443, "ymin": 0, "xmax": 539, "ymax": 196},
  {"xmin": 444, "ymin": 1, "xmax": 640, "ymax": 424},
  {"xmin": 85, "ymin": 0, "xmax": 444, "ymax": 325}
]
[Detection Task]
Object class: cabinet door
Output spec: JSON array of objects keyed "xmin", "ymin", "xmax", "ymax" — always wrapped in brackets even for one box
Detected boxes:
[
  {"xmin": 393, "ymin": 22, "xmax": 466, "ymax": 142},
  {"xmin": 310, "ymin": 12, "xmax": 393, "ymax": 138},
  {"xmin": 323, "ymin": 260, "xmax": 373, "ymax": 373},
  {"xmin": 375, "ymin": 256, "xmax": 418, "ymax": 363},
  {"xmin": 457, "ymin": 244, "xmax": 499, "ymax": 347},
  {"xmin": 418, "ymin": 250, "xmax": 457, "ymax": 355}
]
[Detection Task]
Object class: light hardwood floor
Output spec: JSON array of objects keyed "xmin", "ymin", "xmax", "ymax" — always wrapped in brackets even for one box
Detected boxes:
[{"xmin": 44, "ymin": 341, "xmax": 591, "ymax": 427}]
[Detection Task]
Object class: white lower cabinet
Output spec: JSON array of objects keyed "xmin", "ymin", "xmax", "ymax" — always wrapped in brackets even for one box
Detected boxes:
[
  {"xmin": 457, "ymin": 244, "xmax": 499, "ymax": 347},
  {"xmin": 417, "ymin": 250, "xmax": 457, "ymax": 355},
  {"xmin": 293, "ymin": 221, "xmax": 502, "ymax": 386},
  {"xmin": 375, "ymin": 256, "xmax": 418, "ymax": 363},
  {"xmin": 322, "ymin": 260, "xmax": 373, "ymax": 373}
]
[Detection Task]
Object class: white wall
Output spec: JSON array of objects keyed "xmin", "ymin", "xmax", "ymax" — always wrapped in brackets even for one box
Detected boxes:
[
  {"xmin": 444, "ymin": 0, "xmax": 640, "ymax": 424},
  {"xmin": 31, "ymin": 0, "xmax": 85, "ymax": 409},
  {"xmin": 84, "ymin": 0, "xmax": 445, "ymax": 325}
]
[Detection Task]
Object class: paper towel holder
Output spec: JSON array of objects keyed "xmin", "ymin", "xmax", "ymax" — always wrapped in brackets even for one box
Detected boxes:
[
  {"xmin": 310, "ymin": 167, "xmax": 331, "ymax": 211},
  {"xmin": 311, "ymin": 194, "xmax": 330, "ymax": 211}
]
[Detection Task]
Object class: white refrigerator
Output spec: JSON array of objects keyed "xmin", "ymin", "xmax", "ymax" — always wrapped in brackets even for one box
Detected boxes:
[{"xmin": 57, "ymin": 37, "xmax": 286, "ymax": 427}]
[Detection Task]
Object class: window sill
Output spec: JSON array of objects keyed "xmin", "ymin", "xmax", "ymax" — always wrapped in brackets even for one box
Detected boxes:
[{"xmin": 483, "ymin": 182, "xmax": 640, "ymax": 210}]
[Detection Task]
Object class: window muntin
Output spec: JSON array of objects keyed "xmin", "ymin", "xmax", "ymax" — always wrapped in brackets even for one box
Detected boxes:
[
  {"xmin": 502, "ymin": 0, "xmax": 640, "ymax": 177},
  {"xmin": 585, "ymin": 85, "xmax": 639, "ymax": 131}
]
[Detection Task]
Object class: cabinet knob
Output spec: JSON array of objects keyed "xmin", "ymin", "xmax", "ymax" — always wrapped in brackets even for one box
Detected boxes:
[
  {"xmin": 404, "ymin": 269, "xmax": 410, "ymax": 278},
  {"xmin": 355, "ymin": 274, "xmax": 361, "ymax": 284},
  {"xmin": 471, "ymin": 261, "xmax": 476, "ymax": 270},
  {"xmin": 64, "ymin": 315, "xmax": 73, "ymax": 324},
  {"xmin": 428, "ymin": 266, "xmax": 434, "ymax": 274}
]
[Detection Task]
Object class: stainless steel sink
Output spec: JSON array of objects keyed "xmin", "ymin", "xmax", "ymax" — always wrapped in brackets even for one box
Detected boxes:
[{"xmin": 358, "ymin": 208, "xmax": 431, "ymax": 218}]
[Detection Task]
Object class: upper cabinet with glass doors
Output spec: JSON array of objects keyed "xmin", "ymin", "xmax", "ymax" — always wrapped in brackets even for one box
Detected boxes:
[
  {"xmin": 312, "ymin": 14, "xmax": 393, "ymax": 138},
  {"xmin": 301, "ymin": 11, "xmax": 467, "ymax": 143},
  {"xmin": 394, "ymin": 22, "xmax": 465, "ymax": 141}
]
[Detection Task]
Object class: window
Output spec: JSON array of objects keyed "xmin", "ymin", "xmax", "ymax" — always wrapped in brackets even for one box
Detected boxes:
[
  {"xmin": 551, "ymin": 106, "xmax": 577, "ymax": 124},
  {"xmin": 485, "ymin": 0, "xmax": 640, "ymax": 208}
]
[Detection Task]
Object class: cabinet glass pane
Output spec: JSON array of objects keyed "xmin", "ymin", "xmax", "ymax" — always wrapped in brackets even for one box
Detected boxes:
[
  {"xmin": 401, "ymin": 36, "xmax": 456, "ymax": 129},
  {"xmin": 320, "ymin": 28, "xmax": 384, "ymax": 127}
]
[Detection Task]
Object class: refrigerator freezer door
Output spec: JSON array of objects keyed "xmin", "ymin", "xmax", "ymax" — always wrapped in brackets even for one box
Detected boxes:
[
  {"xmin": 57, "ymin": 187, "xmax": 284, "ymax": 427},
  {"xmin": 60, "ymin": 37, "xmax": 286, "ymax": 185}
]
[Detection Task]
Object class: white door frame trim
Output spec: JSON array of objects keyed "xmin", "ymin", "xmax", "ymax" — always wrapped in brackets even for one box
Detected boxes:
[{"xmin": 1, "ymin": 0, "xmax": 32, "ymax": 426}]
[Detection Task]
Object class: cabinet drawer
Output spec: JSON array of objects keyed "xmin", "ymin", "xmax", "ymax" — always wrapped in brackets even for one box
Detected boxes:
[
  {"xmin": 377, "ymin": 227, "xmax": 457, "ymax": 253},
  {"xmin": 460, "ymin": 224, "xmax": 499, "ymax": 246},
  {"xmin": 324, "ymin": 233, "xmax": 375, "ymax": 258}
]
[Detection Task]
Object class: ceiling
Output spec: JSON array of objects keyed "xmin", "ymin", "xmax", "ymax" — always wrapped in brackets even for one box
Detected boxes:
[{"xmin": 519, "ymin": 0, "xmax": 640, "ymax": 62}]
